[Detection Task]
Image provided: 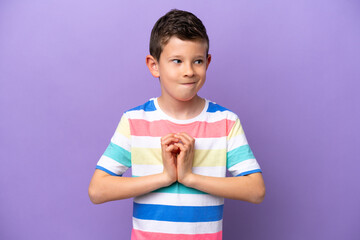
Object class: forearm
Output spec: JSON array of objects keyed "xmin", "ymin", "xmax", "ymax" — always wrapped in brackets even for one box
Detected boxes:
[
  {"xmin": 182, "ymin": 172, "xmax": 265, "ymax": 204},
  {"xmin": 88, "ymin": 169, "xmax": 172, "ymax": 204}
]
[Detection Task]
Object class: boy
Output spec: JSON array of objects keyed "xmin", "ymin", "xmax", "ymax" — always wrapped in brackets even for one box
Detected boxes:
[{"xmin": 89, "ymin": 9, "xmax": 265, "ymax": 240}]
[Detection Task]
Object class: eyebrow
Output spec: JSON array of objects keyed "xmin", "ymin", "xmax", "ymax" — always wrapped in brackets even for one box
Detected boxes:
[
  {"xmin": 169, "ymin": 55, "xmax": 183, "ymax": 59},
  {"xmin": 168, "ymin": 55, "xmax": 205, "ymax": 59}
]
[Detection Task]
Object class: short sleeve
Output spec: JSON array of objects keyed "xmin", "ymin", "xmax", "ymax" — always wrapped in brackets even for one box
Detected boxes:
[
  {"xmin": 96, "ymin": 114, "xmax": 131, "ymax": 176},
  {"xmin": 226, "ymin": 117, "xmax": 261, "ymax": 177}
]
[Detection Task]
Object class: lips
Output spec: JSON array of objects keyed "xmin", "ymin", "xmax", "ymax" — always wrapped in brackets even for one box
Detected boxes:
[{"xmin": 181, "ymin": 82, "xmax": 196, "ymax": 85}]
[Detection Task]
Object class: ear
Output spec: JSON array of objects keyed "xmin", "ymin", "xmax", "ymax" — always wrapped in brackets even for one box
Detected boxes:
[
  {"xmin": 146, "ymin": 55, "xmax": 160, "ymax": 78},
  {"xmin": 206, "ymin": 54, "xmax": 212, "ymax": 70}
]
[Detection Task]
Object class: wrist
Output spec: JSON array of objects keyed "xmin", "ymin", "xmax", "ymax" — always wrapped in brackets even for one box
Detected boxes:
[
  {"xmin": 179, "ymin": 173, "xmax": 195, "ymax": 187},
  {"xmin": 161, "ymin": 172, "xmax": 176, "ymax": 187}
]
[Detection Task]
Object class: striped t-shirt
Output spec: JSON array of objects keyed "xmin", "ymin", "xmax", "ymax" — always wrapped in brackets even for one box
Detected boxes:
[{"xmin": 96, "ymin": 98, "xmax": 261, "ymax": 240}]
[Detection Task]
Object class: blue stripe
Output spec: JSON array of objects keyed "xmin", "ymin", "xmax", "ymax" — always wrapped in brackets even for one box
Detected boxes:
[
  {"xmin": 206, "ymin": 102, "xmax": 230, "ymax": 113},
  {"xmin": 103, "ymin": 142, "xmax": 131, "ymax": 167},
  {"xmin": 96, "ymin": 165, "xmax": 122, "ymax": 176},
  {"xmin": 126, "ymin": 100, "xmax": 156, "ymax": 112},
  {"xmin": 236, "ymin": 169, "xmax": 262, "ymax": 176},
  {"xmin": 133, "ymin": 202, "xmax": 224, "ymax": 222},
  {"xmin": 227, "ymin": 145, "xmax": 255, "ymax": 169}
]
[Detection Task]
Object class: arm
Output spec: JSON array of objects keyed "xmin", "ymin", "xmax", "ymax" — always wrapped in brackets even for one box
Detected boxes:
[
  {"xmin": 88, "ymin": 170, "xmax": 172, "ymax": 204},
  {"xmin": 175, "ymin": 132, "xmax": 265, "ymax": 204},
  {"xmin": 180, "ymin": 172, "xmax": 265, "ymax": 204},
  {"xmin": 88, "ymin": 133, "xmax": 179, "ymax": 204}
]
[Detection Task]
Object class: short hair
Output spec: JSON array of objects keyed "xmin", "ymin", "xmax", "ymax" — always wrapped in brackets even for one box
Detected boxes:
[{"xmin": 149, "ymin": 9, "xmax": 209, "ymax": 61}]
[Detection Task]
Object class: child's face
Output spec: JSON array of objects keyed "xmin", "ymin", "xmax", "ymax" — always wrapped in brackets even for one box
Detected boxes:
[{"xmin": 148, "ymin": 37, "xmax": 211, "ymax": 102}]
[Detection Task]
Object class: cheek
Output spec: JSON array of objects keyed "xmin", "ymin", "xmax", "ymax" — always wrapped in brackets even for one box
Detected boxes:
[
  {"xmin": 197, "ymin": 69, "xmax": 207, "ymax": 79},
  {"xmin": 195, "ymin": 65, "xmax": 207, "ymax": 74},
  {"xmin": 164, "ymin": 68, "xmax": 178, "ymax": 79}
]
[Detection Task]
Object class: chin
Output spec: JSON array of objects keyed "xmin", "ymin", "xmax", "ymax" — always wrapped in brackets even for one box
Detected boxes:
[{"xmin": 176, "ymin": 95, "xmax": 197, "ymax": 102}]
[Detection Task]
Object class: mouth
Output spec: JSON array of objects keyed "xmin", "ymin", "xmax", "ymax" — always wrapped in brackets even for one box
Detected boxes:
[{"xmin": 181, "ymin": 82, "xmax": 196, "ymax": 86}]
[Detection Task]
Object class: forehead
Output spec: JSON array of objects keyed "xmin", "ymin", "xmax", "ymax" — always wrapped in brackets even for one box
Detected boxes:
[{"xmin": 161, "ymin": 37, "xmax": 208, "ymax": 57}]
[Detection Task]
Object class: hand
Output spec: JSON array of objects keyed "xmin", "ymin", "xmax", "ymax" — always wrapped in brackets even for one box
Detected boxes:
[
  {"xmin": 161, "ymin": 133, "xmax": 179, "ymax": 185},
  {"xmin": 174, "ymin": 132, "xmax": 195, "ymax": 186}
]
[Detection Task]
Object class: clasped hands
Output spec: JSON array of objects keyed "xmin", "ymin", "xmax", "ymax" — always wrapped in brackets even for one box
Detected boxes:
[{"xmin": 161, "ymin": 132, "xmax": 195, "ymax": 186}]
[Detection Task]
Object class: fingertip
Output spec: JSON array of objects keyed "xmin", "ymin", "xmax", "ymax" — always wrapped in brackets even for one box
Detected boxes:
[{"xmin": 174, "ymin": 142, "xmax": 184, "ymax": 149}]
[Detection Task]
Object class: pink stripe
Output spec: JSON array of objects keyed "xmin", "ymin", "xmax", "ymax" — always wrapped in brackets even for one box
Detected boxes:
[
  {"xmin": 131, "ymin": 229, "xmax": 222, "ymax": 240},
  {"xmin": 129, "ymin": 119, "xmax": 235, "ymax": 138}
]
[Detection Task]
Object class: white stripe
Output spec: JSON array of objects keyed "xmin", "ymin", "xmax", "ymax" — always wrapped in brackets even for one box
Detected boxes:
[
  {"xmin": 134, "ymin": 192, "xmax": 224, "ymax": 206},
  {"xmin": 193, "ymin": 166, "xmax": 226, "ymax": 177},
  {"xmin": 111, "ymin": 131, "xmax": 131, "ymax": 151},
  {"xmin": 132, "ymin": 164, "xmax": 163, "ymax": 176},
  {"xmin": 133, "ymin": 218, "xmax": 223, "ymax": 234},
  {"xmin": 195, "ymin": 137, "xmax": 226, "ymax": 150},
  {"xmin": 127, "ymin": 109, "xmax": 237, "ymax": 123},
  {"xmin": 132, "ymin": 136, "xmax": 161, "ymax": 148},
  {"xmin": 97, "ymin": 155, "xmax": 128, "ymax": 175},
  {"xmin": 227, "ymin": 133, "xmax": 248, "ymax": 152},
  {"xmin": 132, "ymin": 136, "xmax": 226, "ymax": 150},
  {"xmin": 228, "ymin": 159, "xmax": 261, "ymax": 176},
  {"xmin": 132, "ymin": 165, "xmax": 226, "ymax": 177},
  {"xmin": 204, "ymin": 109, "xmax": 237, "ymax": 122}
]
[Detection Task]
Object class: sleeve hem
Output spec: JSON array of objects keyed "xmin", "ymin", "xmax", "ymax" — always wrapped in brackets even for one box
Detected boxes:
[
  {"xmin": 96, "ymin": 165, "xmax": 122, "ymax": 176},
  {"xmin": 236, "ymin": 169, "xmax": 262, "ymax": 177}
]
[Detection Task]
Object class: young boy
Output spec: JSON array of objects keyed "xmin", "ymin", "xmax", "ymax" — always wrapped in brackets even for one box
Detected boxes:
[{"xmin": 89, "ymin": 9, "xmax": 265, "ymax": 240}]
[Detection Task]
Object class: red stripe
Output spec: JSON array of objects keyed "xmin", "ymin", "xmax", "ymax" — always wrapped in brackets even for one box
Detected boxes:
[
  {"xmin": 129, "ymin": 119, "xmax": 235, "ymax": 138},
  {"xmin": 131, "ymin": 229, "xmax": 222, "ymax": 240}
]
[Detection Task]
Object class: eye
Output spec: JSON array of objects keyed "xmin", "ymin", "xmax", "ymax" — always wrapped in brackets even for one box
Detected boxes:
[
  {"xmin": 194, "ymin": 59, "xmax": 203, "ymax": 64},
  {"xmin": 172, "ymin": 59, "xmax": 182, "ymax": 64}
]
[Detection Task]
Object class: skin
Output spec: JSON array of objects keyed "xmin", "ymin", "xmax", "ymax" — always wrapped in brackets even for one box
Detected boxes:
[
  {"xmin": 88, "ymin": 37, "xmax": 265, "ymax": 204},
  {"xmin": 146, "ymin": 37, "xmax": 211, "ymax": 119}
]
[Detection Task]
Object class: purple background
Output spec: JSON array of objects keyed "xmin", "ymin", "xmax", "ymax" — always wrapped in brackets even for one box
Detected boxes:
[{"xmin": 1, "ymin": 1, "xmax": 359, "ymax": 239}]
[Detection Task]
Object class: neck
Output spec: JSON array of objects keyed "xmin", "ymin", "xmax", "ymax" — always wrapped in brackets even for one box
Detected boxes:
[{"xmin": 157, "ymin": 95, "xmax": 205, "ymax": 120}]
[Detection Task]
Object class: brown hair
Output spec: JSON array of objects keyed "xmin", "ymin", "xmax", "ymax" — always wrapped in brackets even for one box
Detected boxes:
[{"xmin": 149, "ymin": 9, "xmax": 209, "ymax": 61}]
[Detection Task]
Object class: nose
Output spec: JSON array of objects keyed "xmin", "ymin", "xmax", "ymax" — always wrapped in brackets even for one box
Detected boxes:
[{"xmin": 183, "ymin": 63, "xmax": 194, "ymax": 77}]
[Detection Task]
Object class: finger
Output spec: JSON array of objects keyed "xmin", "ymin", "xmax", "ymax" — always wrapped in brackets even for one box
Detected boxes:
[
  {"xmin": 177, "ymin": 132, "xmax": 192, "ymax": 139},
  {"xmin": 174, "ymin": 133, "xmax": 194, "ymax": 146},
  {"xmin": 161, "ymin": 135, "xmax": 179, "ymax": 146},
  {"xmin": 166, "ymin": 144, "xmax": 179, "ymax": 152},
  {"xmin": 162, "ymin": 136, "xmax": 178, "ymax": 145},
  {"xmin": 161, "ymin": 133, "xmax": 175, "ymax": 143},
  {"xmin": 175, "ymin": 132, "xmax": 193, "ymax": 142},
  {"xmin": 174, "ymin": 142, "xmax": 186, "ymax": 151},
  {"xmin": 174, "ymin": 143, "xmax": 187, "ymax": 160}
]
